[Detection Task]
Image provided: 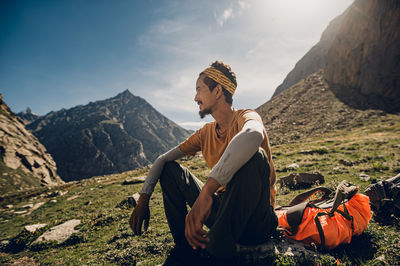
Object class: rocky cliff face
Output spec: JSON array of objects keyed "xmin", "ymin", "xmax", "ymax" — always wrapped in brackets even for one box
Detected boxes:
[
  {"xmin": 27, "ymin": 90, "xmax": 192, "ymax": 181},
  {"xmin": 0, "ymin": 94, "xmax": 63, "ymax": 195},
  {"xmin": 272, "ymin": 7, "xmax": 349, "ymax": 98},
  {"xmin": 17, "ymin": 107, "xmax": 39, "ymax": 125},
  {"xmin": 324, "ymin": 0, "xmax": 400, "ymax": 113},
  {"xmin": 257, "ymin": 70, "xmax": 397, "ymax": 145}
]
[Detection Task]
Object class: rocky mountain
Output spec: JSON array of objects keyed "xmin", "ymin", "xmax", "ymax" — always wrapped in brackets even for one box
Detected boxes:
[
  {"xmin": 272, "ymin": 5, "xmax": 349, "ymax": 98},
  {"xmin": 17, "ymin": 107, "xmax": 39, "ymax": 125},
  {"xmin": 0, "ymin": 94, "xmax": 63, "ymax": 195},
  {"xmin": 257, "ymin": 70, "xmax": 398, "ymax": 145},
  {"xmin": 262, "ymin": 0, "xmax": 400, "ymax": 144},
  {"xmin": 324, "ymin": 0, "xmax": 400, "ymax": 113},
  {"xmin": 27, "ymin": 90, "xmax": 192, "ymax": 181}
]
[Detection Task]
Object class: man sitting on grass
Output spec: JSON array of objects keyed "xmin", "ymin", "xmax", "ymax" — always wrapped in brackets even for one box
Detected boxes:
[{"xmin": 130, "ymin": 60, "xmax": 278, "ymax": 264}]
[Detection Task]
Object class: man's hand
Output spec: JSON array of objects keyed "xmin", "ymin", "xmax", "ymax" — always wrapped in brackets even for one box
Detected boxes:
[
  {"xmin": 129, "ymin": 193, "xmax": 150, "ymax": 235},
  {"xmin": 185, "ymin": 177, "xmax": 220, "ymax": 250}
]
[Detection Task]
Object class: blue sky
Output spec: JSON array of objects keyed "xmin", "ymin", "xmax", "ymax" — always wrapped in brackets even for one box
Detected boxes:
[{"xmin": 0, "ymin": 0, "xmax": 353, "ymax": 130}]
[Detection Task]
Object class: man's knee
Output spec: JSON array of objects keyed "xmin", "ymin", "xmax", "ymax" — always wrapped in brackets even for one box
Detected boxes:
[
  {"xmin": 244, "ymin": 148, "xmax": 270, "ymax": 175},
  {"xmin": 159, "ymin": 161, "xmax": 180, "ymax": 186},
  {"xmin": 163, "ymin": 161, "xmax": 180, "ymax": 174}
]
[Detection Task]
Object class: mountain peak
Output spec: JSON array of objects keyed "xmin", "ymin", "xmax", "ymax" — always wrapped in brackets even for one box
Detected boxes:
[
  {"xmin": 27, "ymin": 92, "xmax": 192, "ymax": 181},
  {"xmin": 17, "ymin": 107, "xmax": 39, "ymax": 125},
  {"xmin": 21, "ymin": 107, "xmax": 36, "ymax": 115},
  {"xmin": 115, "ymin": 89, "xmax": 134, "ymax": 99}
]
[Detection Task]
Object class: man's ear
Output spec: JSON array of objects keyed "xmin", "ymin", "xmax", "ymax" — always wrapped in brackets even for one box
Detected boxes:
[{"xmin": 214, "ymin": 84, "xmax": 223, "ymax": 99}]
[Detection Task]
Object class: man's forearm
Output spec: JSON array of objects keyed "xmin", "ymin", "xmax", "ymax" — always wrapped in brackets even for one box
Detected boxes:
[
  {"xmin": 201, "ymin": 177, "xmax": 221, "ymax": 196},
  {"xmin": 140, "ymin": 146, "xmax": 184, "ymax": 196}
]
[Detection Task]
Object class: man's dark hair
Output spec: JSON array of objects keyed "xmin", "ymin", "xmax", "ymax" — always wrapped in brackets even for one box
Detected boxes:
[{"xmin": 200, "ymin": 61, "xmax": 237, "ymax": 105}]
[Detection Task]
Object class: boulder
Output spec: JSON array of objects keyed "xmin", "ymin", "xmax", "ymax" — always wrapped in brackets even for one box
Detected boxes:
[
  {"xmin": 25, "ymin": 223, "xmax": 48, "ymax": 233},
  {"xmin": 116, "ymin": 193, "xmax": 140, "ymax": 209},
  {"xmin": 359, "ymin": 173, "xmax": 371, "ymax": 182},
  {"xmin": 121, "ymin": 176, "xmax": 146, "ymax": 185},
  {"xmin": 279, "ymin": 172, "xmax": 325, "ymax": 189},
  {"xmin": 285, "ymin": 163, "xmax": 299, "ymax": 171},
  {"xmin": 32, "ymin": 219, "xmax": 81, "ymax": 245},
  {"xmin": 22, "ymin": 203, "xmax": 33, "ymax": 209},
  {"xmin": 236, "ymin": 236, "xmax": 336, "ymax": 264}
]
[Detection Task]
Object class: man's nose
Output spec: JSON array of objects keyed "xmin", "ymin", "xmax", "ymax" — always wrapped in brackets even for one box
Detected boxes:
[{"xmin": 194, "ymin": 93, "xmax": 199, "ymax": 102}]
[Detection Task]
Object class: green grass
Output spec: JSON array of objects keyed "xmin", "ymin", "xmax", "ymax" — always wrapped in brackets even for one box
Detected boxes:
[{"xmin": 1, "ymin": 116, "xmax": 399, "ymax": 265}]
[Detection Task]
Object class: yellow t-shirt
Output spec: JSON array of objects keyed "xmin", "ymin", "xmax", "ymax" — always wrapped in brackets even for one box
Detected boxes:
[{"xmin": 179, "ymin": 109, "xmax": 277, "ymax": 207}]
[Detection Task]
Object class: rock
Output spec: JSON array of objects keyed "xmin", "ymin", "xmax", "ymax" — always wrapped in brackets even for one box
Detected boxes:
[
  {"xmin": 132, "ymin": 192, "xmax": 140, "ymax": 202},
  {"xmin": 375, "ymin": 255, "xmax": 385, "ymax": 262},
  {"xmin": 25, "ymin": 223, "xmax": 48, "ymax": 233},
  {"xmin": 67, "ymin": 195, "xmax": 79, "ymax": 201},
  {"xmin": 14, "ymin": 210, "xmax": 28, "ymax": 215},
  {"xmin": 50, "ymin": 199, "xmax": 57, "ymax": 203},
  {"xmin": 0, "ymin": 240, "xmax": 10, "ymax": 252},
  {"xmin": 359, "ymin": 173, "xmax": 370, "ymax": 182},
  {"xmin": 116, "ymin": 195, "xmax": 137, "ymax": 209},
  {"xmin": 0, "ymin": 94, "xmax": 63, "ymax": 194},
  {"xmin": 30, "ymin": 202, "xmax": 45, "ymax": 212},
  {"xmin": 121, "ymin": 176, "xmax": 146, "ymax": 185},
  {"xmin": 279, "ymin": 172, "xmax": 325, "ymax": 189},
  {"xmin": 324, "ymin": 0, "xmax": 400, "ymax": 113},
  {"xmin": 285, "ymin": 163, "xmax": 299, "ymax": 171},
  {"xmin": 393, "ymin": 144, "xmax": 400, "ymax": 149},
  {"xmin": 46, "ymin": 191, "xmax": 60, "ymax": 198},
  {"xmin": 84, "ymin": 200, "xmax": 92, "ymax": 205},
  {"xmin": 5, "ymin": 204, "xmax": 13, "ymax": 209},
  {"xmin": 236, "ymin": 236, "xmax": 335, "ymax": 264},
  {"xmin": 33, "ymin": 219, "xmax": 81, "ymax": 245},
  {"xmin": 22, "ymin": 203, "xmax": 34, "ymax": 209}
]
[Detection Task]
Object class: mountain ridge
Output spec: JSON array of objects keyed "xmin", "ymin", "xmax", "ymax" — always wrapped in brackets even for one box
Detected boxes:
[{"xmin": 27, "ymin": 89, "xmax": 192, "ymax": 181}]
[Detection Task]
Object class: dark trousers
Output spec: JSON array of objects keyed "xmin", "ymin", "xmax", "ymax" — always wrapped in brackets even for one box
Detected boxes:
[{"xmin": 159, "ymin": 148, "xmax": 278, "ymax": 259}]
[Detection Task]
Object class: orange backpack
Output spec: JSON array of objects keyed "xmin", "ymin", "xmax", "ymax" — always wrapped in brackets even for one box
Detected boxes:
[{"xmin": 276, "ymin": 181, "xmax": 371, "ymax": 250}]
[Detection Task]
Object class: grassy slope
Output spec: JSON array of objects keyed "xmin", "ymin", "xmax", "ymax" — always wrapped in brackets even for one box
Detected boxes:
[{"xmin": 0, "ymin": 114, "xmax": 399, "ymax": 265}]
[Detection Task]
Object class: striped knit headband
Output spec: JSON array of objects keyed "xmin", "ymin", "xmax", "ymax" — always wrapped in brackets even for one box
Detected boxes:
[{"xmin": 202, "ymin": 66, "xmax": 236, "ymax": 95}]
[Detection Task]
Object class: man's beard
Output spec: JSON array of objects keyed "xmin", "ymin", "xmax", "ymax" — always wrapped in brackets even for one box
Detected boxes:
[{"xmin": 199, "ymin": 108, "xmax": 212, "ymax": 119}]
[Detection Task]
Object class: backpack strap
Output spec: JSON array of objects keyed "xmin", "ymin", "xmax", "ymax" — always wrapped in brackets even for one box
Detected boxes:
[
  {"xmin": 284, "ymin": 187, "xmax": 333, "ymax": 235},
  {"xmin": 289, "ymin": 187, "xmax": 332, "ymax": 206}
]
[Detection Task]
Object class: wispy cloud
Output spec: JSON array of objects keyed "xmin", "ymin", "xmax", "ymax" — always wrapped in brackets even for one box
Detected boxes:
[
  {"xmin": 238, "ymin": 0, "xmax": 251, "ymax": 10},
  {"xmin": 216, "ymin": 7, "xmax": 233, "ymax": 27}
]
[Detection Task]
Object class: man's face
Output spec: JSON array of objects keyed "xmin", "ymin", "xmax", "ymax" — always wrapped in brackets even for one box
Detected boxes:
[{"xmin": 194, "ymin": 75, "xmax": 216, "ymax": 119}]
